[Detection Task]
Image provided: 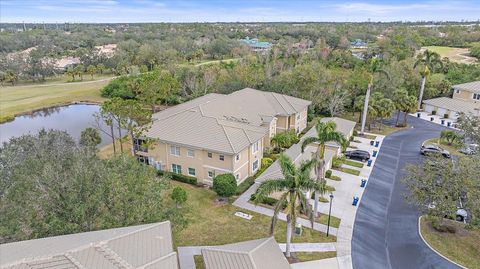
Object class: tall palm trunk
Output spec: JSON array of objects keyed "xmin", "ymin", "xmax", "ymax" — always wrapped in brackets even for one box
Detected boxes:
[
  {"xmin": 360, "ymin": 83, "xmax": 372, "ymax": 135},
  {"xmin": 285, "ymin": 215, "xmax": 292, "ymax": 258},
  {"xmin": 418, "ymin": 76, "xmax": 426, "ymax": 110}
]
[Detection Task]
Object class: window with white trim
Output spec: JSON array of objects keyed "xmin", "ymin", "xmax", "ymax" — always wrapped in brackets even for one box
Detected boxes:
[
  {"xmin": 207, "ymin": 152, "xmax": 213, "ymax": 158},
  {"xmin": 187, "ymin": 149, "xmax": 195, "ymax": 157},
  {"xmin": 171, "ymin": 164, "xmax": 182, "ymax": 174},
  {"xmin": 219, "ymin": 155, "xmax": 224, "ymax": 161},
  {"xmin": 170, "ymin": 145, "xmax": 180, "ymax": 156},
  {"xmin": 208, "ymin": 171, "xmax": 214, "ymax": 178},
  {"xmin": 252, "ymin": 141, "xmax": 259, "ymax": 153},
  {"xmin": 474, "ymin": 93, "xmax": 480, "ymax": 100},
  {"xmin": 188, "ymin": 167, "xmax": 196, "ymax": 176},
  {"xmin": 252, "ymin": 160, "xmax": 259, "ymax": 172},
  {"xmin": 235, "ymin": 154, "xmax": 240, "ymax": 162}
]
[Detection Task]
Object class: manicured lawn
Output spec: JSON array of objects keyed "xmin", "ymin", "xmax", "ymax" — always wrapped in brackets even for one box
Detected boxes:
[
  {"xmin": 335, "ymin": 167, "xmax": 361, "ymax": 176},
  {"xmin": 171, "ymin": 182, "xmax": 336, "ymax": 248},
  {"xmin": 316, "ymin": 214, "xmax": 341, "ymax": 229},
  {"xmin": 420, "ymin": 217, "xmax": 480, "ymax": 269},
  {"xmin": 422, "ymin": 46, "xmax": 477, "ymax": 64},
  {"xmin": 0, "ymin": 76, "xmax": 112, "ymax": 122},
  {"xmin": 344, "ymin": 160, "xmax": 364, "ymax": 168},
  {"xmin": 295, "ymin": 251, "xmax": 337, "ymax": 262}
]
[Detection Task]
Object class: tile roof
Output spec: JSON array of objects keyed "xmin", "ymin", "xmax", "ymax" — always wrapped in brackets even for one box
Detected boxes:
[
  {"xmin": 201, "ymin": 237, "xmax": 290, "ymax": 269},
  {"xmin": 1, "ymin": 222, "xmax": 177, "ymax": 269},
  {"xmin": 453, "ymin": 81, "xmax": 480, "ymax": 94},
  {"xmin": 256, "ymin": 117, "xmax": 355, "ymax": 183},
  {"xmin": 147, "ymin": 88, "xmax": 311, "ymax": 155},
  {"xmin": 423, "ymin": 97, "xmax": 480, "ymax": 115}
]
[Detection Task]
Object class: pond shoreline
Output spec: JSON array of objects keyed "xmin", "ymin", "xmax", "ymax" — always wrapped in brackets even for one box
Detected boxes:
[{"xmin": 0, "ymin": 100, "xmax": 103, "ymax": 124}]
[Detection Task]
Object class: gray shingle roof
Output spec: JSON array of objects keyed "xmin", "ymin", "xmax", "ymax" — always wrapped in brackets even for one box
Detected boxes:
[
  {"xmin": 453, "ymin": 81, "xmax": 480, "ymax": 94},
  {"xmin": 147, "ymin": 88, "xmax": 311, "ymax": 155},
  {"xmin": 1, "ymin": 222, "xmax": 178, "ymax": 269},
  {"xmin": 423, "ymin": 97, "xmax": 480, "ymax": 115},
  {"xmin": 201, "ymin": 237, "xmax": 290, "ymax": 269}
]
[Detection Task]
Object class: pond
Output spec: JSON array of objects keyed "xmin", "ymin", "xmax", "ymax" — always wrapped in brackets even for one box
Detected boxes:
[{"xmin": 0, "ymin": 104, "xmax": 118, "ymax": 147}]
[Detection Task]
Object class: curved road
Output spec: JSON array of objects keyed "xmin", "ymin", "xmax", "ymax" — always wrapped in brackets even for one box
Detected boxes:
[{"xmin": 352, "ymin": 115, "xmax": 461, "ymax": 269}]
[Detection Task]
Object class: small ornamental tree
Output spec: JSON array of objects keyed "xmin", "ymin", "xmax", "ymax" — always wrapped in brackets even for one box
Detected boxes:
[
  {"xmin": 171, "ymin": 186, "xmax": 187, "ymax": 207},
  {"xmin": 213, "ymin": 173, "xmax": 237, "ymax": 198}
]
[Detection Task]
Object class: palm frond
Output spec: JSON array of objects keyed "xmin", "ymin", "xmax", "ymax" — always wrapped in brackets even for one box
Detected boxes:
[
  {"xmin": 254, "ymin": 179, "xmax": 289, "ymax": 204},
  {"xmin": 301, "ymin": 136, "xmax": 320, "ymax": 153}
]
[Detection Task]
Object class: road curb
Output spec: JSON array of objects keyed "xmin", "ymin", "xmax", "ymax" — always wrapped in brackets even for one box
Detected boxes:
[{"xmin": 417, "ymin": 216, "xmax": 468, "ymax": 269}]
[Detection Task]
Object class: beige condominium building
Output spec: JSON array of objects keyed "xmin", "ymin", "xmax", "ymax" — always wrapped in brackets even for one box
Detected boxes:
[
  {"xmin": 422, "ymin": 81, "xmax": 480, "ymax": 120},
  {"xmin": 135, "ymin": 88, "xmax": 311, "ymax": 185}
]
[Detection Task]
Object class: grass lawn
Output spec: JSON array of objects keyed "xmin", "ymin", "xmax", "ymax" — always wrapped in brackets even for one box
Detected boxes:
[
  {"xmin": 335, "ymin": 167, "xmax": 361, "ymax": 176},
  {"xmin": 340, "ymin": 112, "xmax": 407, "ymax": 136},
  {"xmin": 420, "ymin": 217, "xmax": 480, "ymax": 269},
  {"xmin": 421, "ymin": 46, "xmax": 477, "ymax": 64},
  {"xmin": 294, "ymin": 251, "xmax": 337, "ymax": 262},
  {"xmin": 344, "ymin": 160, "xmax": 364, "ymax": 168},
  {"xmin": 0, "ymin": 76, "xmax": 112, "ymax": 122},
  {"xmin": 172, "ymin": 181, "xmax": 336, "ymax": 248},
  {"xmin": 97, "ymin": 139, "xmax": 133, "ymax": 159}
]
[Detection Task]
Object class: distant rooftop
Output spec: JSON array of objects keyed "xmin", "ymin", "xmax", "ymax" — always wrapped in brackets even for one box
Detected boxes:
[
  {"xmin": 453, "ymin": 80, "xmax": 480, "ymax": 94},
  {"xmin": 240, "ymin": 36, "xmax": 272, "ymax": 49}
]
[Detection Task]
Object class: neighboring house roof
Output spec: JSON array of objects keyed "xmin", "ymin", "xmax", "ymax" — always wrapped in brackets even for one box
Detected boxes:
[
  {"xmin": 453, "ymin": 81, "xmax": 480, "ymax": 94},
  {"xmin": 423, "ymin": 97, "xmax": 480, "ymax": 115},
  {"xmin": 147, "ymin": 88, "xmax": 311, "ymax": 155},
  {"xmin": 256, "ymin": 117, "xmax": 355, "ymax": 183},
  {"xmin": 201, "ymin": 237, "xmax": 290, "ymax": 269},
  {"xmin": 1, "ymin": 221, "xmax": 178, "ymax": 269},
  {"xmin": 239, "ymin": 37, "xmax": 272, "ymax": 49}
]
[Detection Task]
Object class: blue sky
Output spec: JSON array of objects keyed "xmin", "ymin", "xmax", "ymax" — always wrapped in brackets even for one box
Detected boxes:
[{"xmin": 2, "ymin": 0, "xmax": 480, "ymax": 23}]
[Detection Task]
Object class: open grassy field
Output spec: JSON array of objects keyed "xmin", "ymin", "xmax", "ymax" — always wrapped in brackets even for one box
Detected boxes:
[
  {"xmin": 0, "ymin": 76, "xmax": 112, "ymax": 122},
  {"xmin": 421, "ymin": 46, "xmax": 478, "ymax": 64},
  {"xmin": 420, "ymin": 217, "xmax": 480, "ymax": 269},
  {"xmin": 171, "ymin": 181, "xmax": 336, "ymax": 248}
]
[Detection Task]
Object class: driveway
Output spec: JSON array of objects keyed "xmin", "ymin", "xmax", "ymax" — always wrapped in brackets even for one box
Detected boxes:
[{"xmin": 351, "ymin": 114, "xmax": 461, "ymax": 269}]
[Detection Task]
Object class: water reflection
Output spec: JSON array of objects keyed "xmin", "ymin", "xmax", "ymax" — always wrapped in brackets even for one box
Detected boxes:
[{"xmin": 0, "ymin": 104, "xmax": 120, "ymax": 147}]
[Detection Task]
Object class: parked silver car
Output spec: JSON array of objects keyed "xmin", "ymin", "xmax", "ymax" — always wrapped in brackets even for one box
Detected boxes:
[
  {"xmin": 459, "ymin": 144, "xmax": 478, "ymax": 155},
  {"xmin": 420, "ymin": 143, "xmax": 451, "ymax": 158}
]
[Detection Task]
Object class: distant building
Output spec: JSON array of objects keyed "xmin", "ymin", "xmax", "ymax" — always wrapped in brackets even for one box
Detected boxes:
[
  {"xmin": 422, "ymin": 81, "xmax": 480, "ymax": 120},
  {"xmin": 95, "ymin": 43, "xmax": 117, "ymax": 58},
  {"xmin": 0, "ymin": 221, "xmax": 178, "ymax": 269},
  {"xmin": 240, "ymin": 37, "xmax": 272, "ymax": 51},
  {"xmin": 350, "ymin": 39, "xmax": 368, "ymax": 49},
  {"xmin": 55, "ymin": 56, "xmax": 81, "ymax": 70}
]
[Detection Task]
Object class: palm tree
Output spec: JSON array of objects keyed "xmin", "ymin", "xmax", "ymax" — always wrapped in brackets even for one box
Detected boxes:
[
  {"xmin": 254, "ymin": 153, "xmax": 325, "ymax": 258},
  {"xmin": 414, "ymin": 50, "xmax": 443, "ymax": 109},
  {"xmin": 360, "ymin": 57, "xmax": 390, "ymax": 135},
  {"xmin": 301, "ymin": 120, "xmax": 346, "ymax": 218}
]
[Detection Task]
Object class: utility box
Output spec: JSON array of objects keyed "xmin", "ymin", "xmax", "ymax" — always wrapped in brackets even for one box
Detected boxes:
[{"xmin": 295, "ymin": 223, "xmax": 303, "ymax": 236}]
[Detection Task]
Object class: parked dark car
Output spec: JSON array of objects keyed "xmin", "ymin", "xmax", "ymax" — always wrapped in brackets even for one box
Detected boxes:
[
  {"xmin": 345, "ymin": 150, "xmax": 370, "ymax": 162},
  {"xmin": 420, "ymin": 143, "xmax": 451, "ymax": 158}
]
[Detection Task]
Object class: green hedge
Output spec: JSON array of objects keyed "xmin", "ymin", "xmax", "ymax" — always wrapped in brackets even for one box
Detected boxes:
[
  {"xmin": 157, "ymin": 170, "xmax": 197, "ymax": 185},
  {"xmin": 325, "ymin": 170, "xmax": 333, "ymax": 178},
  {"xmin": 250, "ymin": 193, "xmax": 286, "ymax": 208},
  {"xmin": 236, "ymin": 176, "xmax": 255, "ymax": 195}
]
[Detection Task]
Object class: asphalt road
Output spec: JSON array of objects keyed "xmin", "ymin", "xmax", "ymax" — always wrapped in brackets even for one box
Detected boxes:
[{"xmin": 352, "ymin": 115, "xmax": 461, "ymax": 269}]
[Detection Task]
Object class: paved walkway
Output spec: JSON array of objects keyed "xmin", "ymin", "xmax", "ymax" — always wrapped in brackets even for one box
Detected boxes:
[
  {"xmin": 233, "ymin": 182, "xmax": 338, "ymax": 235},
  {"xmin": 232, "ymin": 132, "xmax": 385, "ymax": 269}
]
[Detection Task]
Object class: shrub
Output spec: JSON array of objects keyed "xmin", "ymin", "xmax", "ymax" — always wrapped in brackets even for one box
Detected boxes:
[
  {"xmin": 236, "ymin": 176, "xmax": 255, "ymax": 195},
  {"xmin": 431, "ymin": 110, "xmax": 437, "ymax": 115},
  {"xmin": 353, "ymin": 130, "xmax": 358, "ymax": 136},
  {"xmin": 325, "ymin": 185, "xmax": 336, "ymax": 192},
  {"xmin": 158, "ymin": 170, "xmax": 197, "ymax": 185},
  {"xmin": 171, "ymin": 186, "xmax": 187, "ymax": 206},
  {"xmin": 101, "ymin": 76, "xmax": 136, "ymax": 99},
  {"xmin": 251, "ymin": 193, "xmax": 286, "ymax": 208},
  {"xmin": 332, "ymin": 156, "xmax": 345, "ymax": 168},
  {"xmin": 325, "ymin": 170, "xmax": 333, "ymax": 178},
  {"xmin": 443, "ymin": 113, "xmax": 449, "ymax": 119},
  {"xmin": 213, "ymin": 173, "xmax": 237, "ymax": 198},
  {"xmin": 431, "ymin": 220, "xmax": 457, "ymax": 233}
]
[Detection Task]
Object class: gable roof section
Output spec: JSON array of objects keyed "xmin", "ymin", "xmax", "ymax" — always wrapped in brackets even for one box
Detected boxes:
[
  {"xmin": 423, "ymin": 97, "xmax": 480, "ymax": 115},
  {"xmin": 147, "ymin": 88, "xmax": 311, "ymax": 154},
  {"xmin": 1, "ymin": 222, "xmax": 177, "ymax": 269},
  {"xmin": 201, "ymin": 237, "xmax": 290, "ymax": 269},
  {"xmin": 320, "ymin": 117, "xmax": 356, "ymax": 138},
  {"xmin": 453, "ymin": 81, "xmax": 480, "ymax": 94}
]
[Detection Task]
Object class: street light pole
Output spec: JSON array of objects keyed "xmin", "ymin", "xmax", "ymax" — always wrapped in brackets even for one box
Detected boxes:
[{"xmin": 327, "ymin": 193, "xmax": 334, "ymax": 237}]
